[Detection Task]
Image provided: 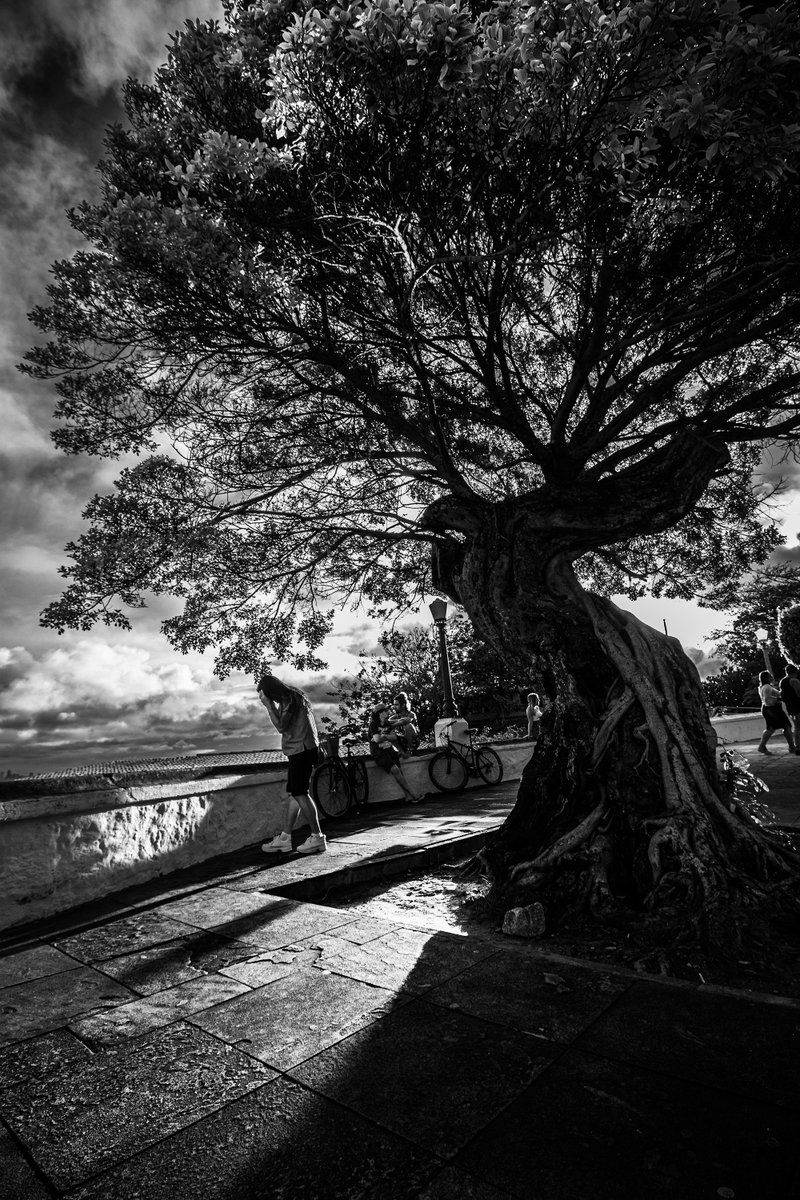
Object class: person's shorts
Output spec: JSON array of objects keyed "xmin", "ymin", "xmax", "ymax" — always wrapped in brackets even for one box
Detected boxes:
[
  {"xmin": 371, "ymin": 743, "xmax": 400, "ymax": 774},
  {"xmin": 762, "ymin": 704, "xmax": 789, "ymax": 731},
  {"xmin": 286, "ymin": 747, "xmax": 316, "ymax": 795}
]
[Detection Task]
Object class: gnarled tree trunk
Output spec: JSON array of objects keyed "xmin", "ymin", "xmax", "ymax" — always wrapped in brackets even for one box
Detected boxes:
[{"xmin": 427, "ymin": 493, "xmax": 800, "ymax": 967}]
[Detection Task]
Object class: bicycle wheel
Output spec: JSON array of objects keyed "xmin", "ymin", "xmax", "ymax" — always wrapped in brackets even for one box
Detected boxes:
[
  {"xmin": 350, "ymin": 758, "xmax": 369, "ymax": 804},
  {"xmin": 475, "ymin": 746, "xmax": 503, "ymax": 785},
  {"xmin": 428, "ymin": 750, "xmax": 469, "ymax": 792},
  {"xmin": 312, "ymin": 761, "xmax": 353, "ymax": 819}
]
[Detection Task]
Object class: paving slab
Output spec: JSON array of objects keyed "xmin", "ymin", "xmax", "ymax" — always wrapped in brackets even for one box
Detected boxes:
[
  {"xmin": 154, "ymin": 885, "xmax": 292, "ymax": 930},
  {"xmin": 189, "ymin": 965, "xmax": 400, "ymax": 1070},
  {"xmin": 215, "ymin": 952, "xmax": 299, "ymax": 988},
  {"xmin": 289, "ymin": 996, "xmax": 558, "ymax": 1156},
  {"xmin": 417, "ymin": 1165, "xmax": 515, "ymax": 1199},
  {"xmin": 0, "ymin": 1029, "xmax": 90, "ymax": 1091},
  {"xmin": 68, "ymin": 1075, "xmax": 441, "ymax": 1200},
  {"xmin": 91, "ymin": 929, "xmax": 279, "ymax": 995},
  {"xmin": 0, "ymin": 945, "xmax": 82, "ymax": 991},
  {"xmin": 0, "ymin": 966, "xmax": 135, "ymax": 1045},
  {"xmin": 454, "ymin": 1045, "xmax": 797, "ymax": 1200},
  {"xmin": 69, "ymin": 972, "xmax": 251, "ymax": 1046},
  {"xmin": 199, "ymin": 899, "xmax": 358, "ymax": 948},
  {"xmin": 53, "ymin": 910, "xmax": 198, "ymax": 963},
  {"xmin": 295, "ymin": 924, "xmax": 499, "ymax": 994},
  {"xmin": 218, "ymin": 849, "xmax": 363, "ymax": 891},
  {"xmin": 0, "ymin": 1124, "xmax": 54, "ymax": 1200},
  {"xmin": 425, "ymin": 948, "xmax": 635, "ymax": 1042},
  {"xmin": 573, "ymin": 978, "xmax": 800, "ymax": 1109},
  {"xmin": 0, "ymin": 1021, "xmax": 276, "ymax": 1191}
]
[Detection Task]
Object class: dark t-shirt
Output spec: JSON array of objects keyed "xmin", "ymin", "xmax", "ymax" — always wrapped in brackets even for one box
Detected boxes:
[{"xmin": 780, "ymin": 676, "xmax": 800, "ymax": 715}]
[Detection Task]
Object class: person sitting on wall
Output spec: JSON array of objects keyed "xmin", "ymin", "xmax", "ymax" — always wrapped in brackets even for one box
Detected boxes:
[
  {"xmin": 389, "ymin": 691, "xmax": 420, "ymax": 754},
  {"xmin": 368, "ymin": 703, "xmax": 425, "ymax": 804}
]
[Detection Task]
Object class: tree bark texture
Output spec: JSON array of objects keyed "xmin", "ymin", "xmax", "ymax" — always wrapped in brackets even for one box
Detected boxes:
[{"xmin": 430, "ymin": 502, "xmax": 800, "ymax": 963}]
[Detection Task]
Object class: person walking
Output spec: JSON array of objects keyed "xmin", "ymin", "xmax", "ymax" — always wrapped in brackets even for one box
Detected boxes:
[
  {"xmin": 257, "ymin": 674, "xmax": 327, "ymax": 855},
  {"xmin": 369, "ymin": 703, "xmax": 425, "ymax": 803},
  {"xmin": 779, "ymin": 664, "xmax": 800, "ymax": 756},
  {"xmin": 757, "ymin": 670, "xmax": 795, "ymax": 755}
]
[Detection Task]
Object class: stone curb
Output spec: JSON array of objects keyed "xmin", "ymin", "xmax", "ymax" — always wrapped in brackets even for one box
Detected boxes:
[{"xmin": 265, "ymin": 827, "xmax": 493, "ymax": 902}]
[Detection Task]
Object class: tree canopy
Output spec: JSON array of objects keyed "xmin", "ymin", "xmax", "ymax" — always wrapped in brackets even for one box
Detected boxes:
[
  {"xmin": 24, "ymin": 0, "xmax": 800, "ymax": 966},
  {"xmin": 26, "ymin": 0, "xmax": 800, "ymax": 676}
]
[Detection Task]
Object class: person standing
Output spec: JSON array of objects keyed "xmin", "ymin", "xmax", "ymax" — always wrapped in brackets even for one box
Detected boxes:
[
  {"xmin": 779, "ymin": 665, "xmax": 800, "ymax": 756},
  {"xmin": 757, "ymin": 670, "xmax": 795, "ymax": 755},
  {"xmin": 526, "ymin": 692, "xmax": 543, "ymax": 742},
  {"xmin": 257, "ymin": 674, "xmax": 327, "ymax": 855}
]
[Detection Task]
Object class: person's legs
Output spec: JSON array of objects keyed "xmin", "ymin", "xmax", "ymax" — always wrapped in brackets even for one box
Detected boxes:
[
  {"xmin": 758, "ymin": 725, "xmax": 774, "ymax": 753},
  {"xmin": 793, "ymin": 717, "xmax": 800, "ymax": 754},
  {"xmin": 390, "ymin": 763, "xmax": 424, "ymax": 802},
  {"xmin": 785, "ymin": 724, "xmax": 796, "ymax": 753},
  {"xmin": 261, "ymin": 794, "xmax": 301, "ymax": 853},
  {"xmin": 294, "ymin": 789, "xmax": 323, "ymax": 838},
  {"xmin": 283, "ymin": 795, "xmax": 301, "ymax": 833}
]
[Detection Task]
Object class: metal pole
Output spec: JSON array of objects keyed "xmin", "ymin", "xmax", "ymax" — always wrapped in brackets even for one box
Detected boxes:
[
  {"xmin": 435, "ymin": 619, "xmax": 458, "ymax": 718},
  {"xmin": 760, "ymin": 642, "xmax": 774, "ymax": 677}
]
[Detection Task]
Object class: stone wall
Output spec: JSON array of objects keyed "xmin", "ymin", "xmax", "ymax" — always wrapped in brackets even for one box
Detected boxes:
[
  {"xmin": 0, "ymin": 742, "xmax": 531, "ymax": 933},
  {"xmin": 710, "ymin": 712, "xmax": 764, "ymax": 744}
]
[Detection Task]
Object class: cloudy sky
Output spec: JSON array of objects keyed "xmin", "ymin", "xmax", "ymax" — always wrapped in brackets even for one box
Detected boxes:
[{"xmin": 1, "ymin": 0, "xmax": 799, "ymax": 777}]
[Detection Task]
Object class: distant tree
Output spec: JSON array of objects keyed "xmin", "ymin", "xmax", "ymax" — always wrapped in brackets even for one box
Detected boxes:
[
  {"xmin": 25, "ymin": 0, "xmax": 800, "ymax": 966},
  {"xmin": 709, "ymin": 564, "xmax": 800, "ymax": 668},
  {"xmin": 778, "ymin": 604, "xmax": 800, "ymax": 665},
  {"xmin": 325, "ymin": 613, "xmax": 531, "ymax": 738},
  {"xmin": 701, "ymin": 666, "xmax": 756, "ymax": 710}
]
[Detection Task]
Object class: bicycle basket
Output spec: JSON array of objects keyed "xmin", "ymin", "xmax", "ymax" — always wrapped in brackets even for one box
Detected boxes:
[{"xmin": 322, "ymin": 733, "xmax": 340, "ymax": 758}]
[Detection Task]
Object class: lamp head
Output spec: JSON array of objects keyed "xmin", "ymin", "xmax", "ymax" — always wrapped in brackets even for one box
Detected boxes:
[
  {"xmin": 428, "ymin": 597, "xmax": 448, "ymax": 623},
  {"xmin": 755, "ymin": 628, "xmax": 769, "ymax": 644}
]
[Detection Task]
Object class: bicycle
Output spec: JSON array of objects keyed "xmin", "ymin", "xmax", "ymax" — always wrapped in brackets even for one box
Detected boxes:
[
  {"xmin": 311, "ymin": 734, "xmax": 369, "ymax": 820},
  {"xmin": 427, "ymin": 726, "xmax": 504, "ymax": 793}
]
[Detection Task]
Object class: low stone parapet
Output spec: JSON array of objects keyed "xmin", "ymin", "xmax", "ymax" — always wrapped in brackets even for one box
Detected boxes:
[
  {"xmin": 711, "ymin": 712, "xmax": 764, "ymax": 744},
  {"xmin": 0, "ymin": 741, "xmax": 530, "ymax": 932}
]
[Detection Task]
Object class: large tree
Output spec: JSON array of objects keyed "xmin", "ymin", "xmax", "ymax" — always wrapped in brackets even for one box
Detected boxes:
[{"xmin": 26, "ymin": 0, "xmax": 800, "ymax": 964}]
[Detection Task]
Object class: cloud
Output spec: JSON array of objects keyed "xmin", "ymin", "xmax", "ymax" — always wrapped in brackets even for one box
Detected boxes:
[
  {"xmin": 0, "ymin": 637, "xmax": 363, "ymax": 775},
  {"xmin": 0, "ymin": 638, "xmax": 264, "ymax": 772}
]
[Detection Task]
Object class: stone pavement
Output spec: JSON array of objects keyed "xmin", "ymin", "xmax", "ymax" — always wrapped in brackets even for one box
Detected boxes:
[
  {"xmin": 1, "ymin": 770, "xmax": 799, "ymax": 1199},
  {"xmin": 739, "ymin": 739, "xmax": 800, "ymax": 828}
]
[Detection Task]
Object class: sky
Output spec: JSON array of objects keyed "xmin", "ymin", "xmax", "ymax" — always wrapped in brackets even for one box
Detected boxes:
[{"xmin": 1, "ymin": 0, "xmax": 799, "ymax": 777}]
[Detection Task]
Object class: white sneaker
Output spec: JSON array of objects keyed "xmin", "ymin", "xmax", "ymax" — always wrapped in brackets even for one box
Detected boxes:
[
  {"xmin": 297, "ymin": 834, "xmax": 327, "ymax": 856},
  {"xmin": 261, "ymin": 832, "xmax": 292, "ymax": 854}
]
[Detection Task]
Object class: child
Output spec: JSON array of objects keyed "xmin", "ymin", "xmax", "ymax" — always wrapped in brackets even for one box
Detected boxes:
[{"xmin": 526, "ymin": 692, "xmax": 542, "ymax": 742}]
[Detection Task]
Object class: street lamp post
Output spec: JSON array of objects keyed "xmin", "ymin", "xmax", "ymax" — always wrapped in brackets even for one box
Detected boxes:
[
  {"xmin": 428, "ymin": 597, "xmax": 458, "ymax": 719},
  {"xmin": 755, "ymin": 628, "xmax": 774, "ymax": 676}
]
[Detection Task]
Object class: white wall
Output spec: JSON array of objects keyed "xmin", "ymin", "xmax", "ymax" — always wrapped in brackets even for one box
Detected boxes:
[
  {"xmin": 0, "ymin": 742, "xmax": 529, "ymax": 933},
  {"xmin": 710, "ymin": 713, "xmax": 763, "ymax": 743}
]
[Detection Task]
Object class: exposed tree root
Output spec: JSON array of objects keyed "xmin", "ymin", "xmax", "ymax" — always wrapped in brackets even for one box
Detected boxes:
[{"xmin": 467, "ymin": 573, "xmax": 800, "ymax": 969}]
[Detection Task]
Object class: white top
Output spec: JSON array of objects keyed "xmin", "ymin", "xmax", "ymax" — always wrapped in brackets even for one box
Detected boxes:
[{"xmin": 759, "ymin": 683, "xmax": 781, "ymax": 707}]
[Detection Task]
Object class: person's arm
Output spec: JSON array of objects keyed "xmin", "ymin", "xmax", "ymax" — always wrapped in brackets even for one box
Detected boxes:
[{"xmin": 264, "ymin": 697, "xmax": 290, "ymax": 732}]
